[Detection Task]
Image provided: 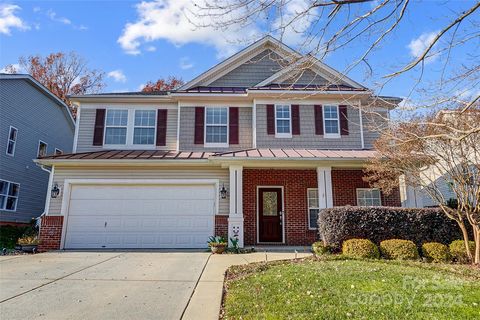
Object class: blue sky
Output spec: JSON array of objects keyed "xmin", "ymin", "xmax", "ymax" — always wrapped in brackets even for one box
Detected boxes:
[{"xmin": 0, "ymin": 0, "xmax": 477, "ymax": 101}]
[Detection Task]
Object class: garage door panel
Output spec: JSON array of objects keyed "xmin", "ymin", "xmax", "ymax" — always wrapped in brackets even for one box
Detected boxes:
[{"xmin": 65, "ymin": 184, "xmax": 216, "ymax": 249}]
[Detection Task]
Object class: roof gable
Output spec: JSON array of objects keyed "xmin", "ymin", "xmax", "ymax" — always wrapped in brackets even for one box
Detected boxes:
[{"xmin": 179, "ymin": 36, "xmax": 300, "ymax": 90}]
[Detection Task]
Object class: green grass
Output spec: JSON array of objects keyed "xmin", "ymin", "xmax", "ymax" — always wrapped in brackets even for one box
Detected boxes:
[{"xmin": 222, "ymin": 257, "xmax": 480, "ymax": 320}]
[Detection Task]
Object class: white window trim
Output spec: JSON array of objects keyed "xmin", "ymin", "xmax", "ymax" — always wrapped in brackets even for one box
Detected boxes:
[
  {"xmin": 204, "ymin": 106, "xmax": 229, "ymax": 148},
  {"xmin": 0, "ymin": 179, "xmax": 20, "ymax": 212},
  {"xmin": 37, "ymin": 140, "xmax": 48, "ymax": 158},
  {"xmin": 275, "ymin": 104, "xmax": 292, "ymax": 138},
  {"xmin": 133, "ymin": 109, "xmax": 157, "ymax": 146},
  {"xmin": 307, "ymin": 188, "xmax": 320, "ymax": 230},
  {"xmin": 323, "ymin": 105, "xmax": 341, "ymax": 138},
  {"xmin": 356, "ymin": 188, "xmax": 382, "ymax": 206},
  {"xmin": 103, "ymin": 109, "xmax": 157, "ymax": 149},
  {"xmin": 55, "ymin": 148, "xmax": 63, "ymax": 155},
  {"xmin": 6, "ymin": 126, "xmax": 18, "ymax": 157}
]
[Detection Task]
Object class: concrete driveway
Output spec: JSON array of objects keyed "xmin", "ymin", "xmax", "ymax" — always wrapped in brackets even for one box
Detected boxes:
[{"xmin": 0, "ymin": 251, "xmax": 210, "ymax": 320}]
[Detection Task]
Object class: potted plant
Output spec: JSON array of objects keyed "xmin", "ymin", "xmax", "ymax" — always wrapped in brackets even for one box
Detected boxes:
[
  {"xmin": 208, "ymin": 236, "xmax": 227, "ymax": 254},
  {"xmin": 17, "ymin": 236, "xmax": 39, "ymax": 253}
]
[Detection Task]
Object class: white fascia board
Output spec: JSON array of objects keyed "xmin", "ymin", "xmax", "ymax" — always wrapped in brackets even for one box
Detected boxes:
[
  {"xmin": 247, "ymin": 90, "xmax": 370, "ymax": 96},
  {"xmin": 170, "ymin": 93, "xmax": 248, "ymax": 98},
  {"xmin": 69, "ymin": 96, "xmax": 174, "ymax": 104}
]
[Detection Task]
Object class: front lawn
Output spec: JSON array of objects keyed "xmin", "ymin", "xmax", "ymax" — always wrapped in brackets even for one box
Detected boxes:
[{"xmin": 222, "ymin": 257, "xmax": 480, "ymax": 320}]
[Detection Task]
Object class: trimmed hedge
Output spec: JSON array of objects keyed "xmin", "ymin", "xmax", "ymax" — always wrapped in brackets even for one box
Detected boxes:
[
  {"xmin": 318, "ymin": 206, "xmax": 463, "ymax": 250},
  {"xmin": 449, "ymin": 240, "xmax": 476, "ymax": 264},
  {"xmin": 342, "ymin": 239, "xmax": 380, "ymax": 259},
  {"xmin": 380, "ymin": 239, "xmax": 419, "ymax": 260},
  {"xmin": 311, "ymin": 241, "xmax": 334, "ymax": 255},
  {"xmin": 422, "ymin": 242, "xmax": 450, "ymax": 263}
]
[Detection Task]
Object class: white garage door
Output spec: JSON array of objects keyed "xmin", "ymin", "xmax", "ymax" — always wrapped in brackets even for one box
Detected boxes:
[{"xmin": 64, "ymin": 184, "xmax": 216, "ymax": 249}]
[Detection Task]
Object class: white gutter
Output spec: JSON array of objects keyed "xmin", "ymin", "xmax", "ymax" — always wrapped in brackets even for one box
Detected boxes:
[
  {"xmin": 34, "ymin": 158, "xmax": 212, "ymax": 166},
  {"xmin": 170, "ymin": 93, "xmax": 248, "ymax": 97},
  {"xmin": 37, "ymin": 164, "xmax": 54, "ymax": 225},
  {"xmin": 247, "ymin": 90, "xmax": 371, "ymax": 95}
]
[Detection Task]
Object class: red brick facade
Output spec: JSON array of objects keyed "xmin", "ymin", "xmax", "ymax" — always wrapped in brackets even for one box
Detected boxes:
[
  {"xmin": 214, "ymin": 215, "xmax": 228, "ymax": 238},
  {"xmin": 331, "ymin": 169, "xmax": 401, "ymax": 207},
  {"xmin": 238, "ymin": 168, "xmax": 402, "ymax": 246},
  {"xmin": 243, "ymin": 169, "xmax": 318, "ymax": 246},
  {"xmin": 38, "ymin": 216, "xmax": 63, "ymax": 252}
]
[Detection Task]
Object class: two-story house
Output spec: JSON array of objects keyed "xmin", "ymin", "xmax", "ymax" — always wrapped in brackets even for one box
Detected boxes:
[
  {"xmin": 0, "ymin": 74, "xmax": 75, "ymax": 225},
  {"xmin": 36, "ymin": 37, "xmax": 401, "ymax": 251}
]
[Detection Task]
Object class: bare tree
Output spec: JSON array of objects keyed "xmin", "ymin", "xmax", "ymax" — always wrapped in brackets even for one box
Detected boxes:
[
  {"xmin": 365, "ymin": 107, "xmax": 480, "ymax": 264},
  {"xmin": 6, "ymin": 52, "xmax": 105, "ymax": 116},
  {"xmin": 191, "ymin": 0, "xmax": 480, "ymax": 122}
]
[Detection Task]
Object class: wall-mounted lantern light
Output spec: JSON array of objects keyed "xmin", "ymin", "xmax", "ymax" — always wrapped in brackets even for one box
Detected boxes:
[
  {"xmin": 51, "ymin": 183, "xmax": 60, "ymax": 198},
  {"xmin": 220, "ymin": 183, "xmax": 228, "ymax": 199}
]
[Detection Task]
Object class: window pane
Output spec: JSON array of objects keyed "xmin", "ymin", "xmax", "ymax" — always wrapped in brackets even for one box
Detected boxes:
[
  {"xmin": 325, "ymin": 119, "xmax": 339, "ymax": 134},
  {"xmin": 9, "ymin": 128, "xmax": 17, "ymax": 140},
  {"xmin": 6, "ymin": 197, "xmax": 17, "ymax": 210},
  {"xmin": 8, "ymin": 183, "xmax": 19, "ymax": 196},
  {"xmin": 357, "ymin": 189, "xmax": 381, "ymax": 206},
  {"xmin": 263, "ymin": 192, "xmax": 278, "ymax": 216},
  {"xmin": 324, "ymin": 106, "xmax": 338, "ymax": 119},
  {"xmin": 309, "ymin": 209, "xmax": 319, "ymax": 229},
  {"xmin": 133, "ymin": 128, "xmax": 155, "ymax": 145},
  {"xmin": 0, "ymin": 182, "xmax": 7, "ymax": 195},
  {"xmin": 106, "ymin": 110, "xmax": 128, "ymax": 126},
  {"xmin": 276, "ymin": 105, "xmax": 290, "ymax": 118},
  {"xmin": 276, "ymin": 119, "xmax": 290, "ymax": 133},
  {"xmin": 135, "ymin": 110, "xmax": 156, "ymax": 126},
  {"xmin": 38, "ymin": 143, "xmax": 47, "ymax": 157},
  {"xmin": 0, "ymin": 196, "xmax": 5, "ymax": 209},
  {"xmin": 7, "ymin": 141, "xmax": 14, "ymax": 154},
  {"xmin": 206, "ymin": 108, "xmax": 227, "ymax": 125},
  {"xmin": 105, "ymin": 128, "xmax": 127, "ymax": 144},
  {"xmin": 206, "ymin": 126, "xmax": 227, "ymax": 143}
]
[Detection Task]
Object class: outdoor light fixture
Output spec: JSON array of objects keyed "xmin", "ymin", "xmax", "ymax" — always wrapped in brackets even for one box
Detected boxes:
[
  {"xmin": 51, "ymin": 183, "xmax": 60, "ymax": 198},
  {"xmin": 220, "ymin": 183, "xmax": 228, "ymax": 199}
]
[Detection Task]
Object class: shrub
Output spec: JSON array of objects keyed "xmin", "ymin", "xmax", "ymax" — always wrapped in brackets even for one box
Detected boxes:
[
  {"xmin": 0, "ymin": 225, "xmax": 28, "ymax": 249},
  {"xmin": 318, "ymin": 206, "xmax": 465, "ymax": 250},
  {"xmin": 449, "ymin": 240, "xmax": 476, "ymax": 264},
  {"xmin": 342, "ymin": 239, "xmax": 380, "ymax": 259},
  {"xmin": 422, "ymin": 242, "xmax": 450, "ymax": 263},
  {"xmin": 312, "ymin": 241, "xmax": 334, "ymax": 255},
  {"xmin": 380, "ymin": 239, "xmax": 419, "ymax": 260}
]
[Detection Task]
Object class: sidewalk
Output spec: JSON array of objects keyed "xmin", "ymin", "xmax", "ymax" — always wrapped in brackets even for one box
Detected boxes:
[{"xmin": 181, "ymin": 249, "xmax": 312, "ymax": 320}]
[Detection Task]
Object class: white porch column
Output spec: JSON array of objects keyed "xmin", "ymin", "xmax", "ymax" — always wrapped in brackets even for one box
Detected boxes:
[
  {"xmin": 228, "ymin": 165, "xmax": 244, "ymax": 247},
  {"xmin": 317, "ymin": 167, "xmax": 333, "ymax": 208}
]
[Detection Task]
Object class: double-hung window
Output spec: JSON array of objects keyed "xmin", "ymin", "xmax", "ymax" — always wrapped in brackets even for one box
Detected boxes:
[
  {"xmin": 356, "ymin": 188, "xmax": 382, "ymax": 206},
  {"xmin": 37, "ymin": 140, "xmax": 47, "ymax": 157},
  {"xmin": 205, "ymin": 107, "xmax": 228, "ymax": 146},
  {"xmin": 323, "ymin": 105, "xmax": 340, "ymax": 137},
  {"xmin": 0, "ymin": 179, "xmax": 20, "ymax": 211},
  {"xmin": 307, "ymin": 188, "xmax": 320, "ymax": 229},
  {"xmin": 105, "ymin": 109, "xmax": 128, "ymax": 145},
  {"xmin": 6, "ymin": 126, "xmax": 17, "ymax": 156},
  {"xmin": 133, "ymin": 110, "xmax": 156, "ymax": 145},
  {"xmin": 275, "ymin": 105, "xmax": 291, "ymax": 137}
]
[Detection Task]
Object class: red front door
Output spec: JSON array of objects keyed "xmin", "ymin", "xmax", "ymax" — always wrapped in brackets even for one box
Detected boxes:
[{"xmin": 259, "ymin": 187, "xmax": 283, "ymax": 243}]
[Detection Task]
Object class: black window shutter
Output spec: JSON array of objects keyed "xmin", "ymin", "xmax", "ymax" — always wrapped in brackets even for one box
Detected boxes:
[{"xmin": 93, "ymin": 109, "xmax": 105, "ymax": 146}]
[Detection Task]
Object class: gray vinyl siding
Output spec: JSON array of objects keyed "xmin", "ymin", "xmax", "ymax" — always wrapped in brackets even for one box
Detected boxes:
[
  {"xmin": 48, "ymin": 166, "xmax": 230, "ymax": 216},
  {"xmin": 178, "ymin": 107, "xmax": 252, "ymax": 152},
  {"xmin": 362, "ymin": 110, "xmax": 388, "ymax": 149},
  {"xmin": 255, "ymin": 104, "xmax": 363, "ymax": 149},
  {"xmin": 0, "ymin": 79, "xmax": 74, "ymax": 223},
  {"xmin": 209, "ymin": 50, "xmax": 286, "ymax": 87},
  {"xmin": 279, "ymin": 69, "xmax": 329, "ymax": 85},
  {"xmin": 76, "ymin": 106, "xmax": 178, "ymax": 152}
]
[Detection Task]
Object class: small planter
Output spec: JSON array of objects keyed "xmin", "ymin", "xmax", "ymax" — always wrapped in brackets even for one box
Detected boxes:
[
  {"xmin": 16, "ymin": 244, "xmax": 38, "ymax": 253},
  {"xmin": 210, "ymin": 244, "xmax": 227, "ymax": 254}
]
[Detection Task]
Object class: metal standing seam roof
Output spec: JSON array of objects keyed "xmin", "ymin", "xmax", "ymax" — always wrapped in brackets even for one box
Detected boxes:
[{"xmin": 38, "ymin": 149, "xmax": 377, "ymax": 161}]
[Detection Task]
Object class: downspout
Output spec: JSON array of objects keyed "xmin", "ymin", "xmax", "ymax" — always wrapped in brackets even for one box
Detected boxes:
[
  {"xmin": 37, "ymin": 164, "xmax": 55, "ymax": 227},
  {"xmin": 358, "ymin": 101, "xmax": 365, "ymax": 149}
]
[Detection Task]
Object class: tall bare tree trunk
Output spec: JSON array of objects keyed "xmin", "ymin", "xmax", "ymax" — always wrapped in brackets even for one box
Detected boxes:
[{"xmin": 473, "ymin": 226, "xmax": 480, "ymax": 265}]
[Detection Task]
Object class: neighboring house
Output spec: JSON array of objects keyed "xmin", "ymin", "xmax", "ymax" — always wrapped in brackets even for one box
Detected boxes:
[
  {"xmin": 0, "ymin": 74, "xmax": 75, "ymax": 225},
  {"xmin": 36, "ymin": 36, "xmax": 402, "ymax": 251}
]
